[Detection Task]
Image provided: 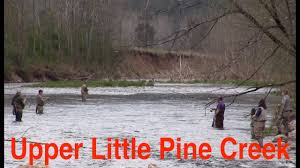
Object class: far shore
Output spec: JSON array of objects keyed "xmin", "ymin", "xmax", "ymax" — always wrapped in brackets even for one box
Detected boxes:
[{"xmin": 4, "ymin": 79, "xmax": 278, "ymax": 89}]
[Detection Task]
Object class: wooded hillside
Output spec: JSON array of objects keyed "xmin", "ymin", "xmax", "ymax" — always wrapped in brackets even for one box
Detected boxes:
[{"xmin": 4, "ymin": 0, "xmax": 295, "ymax": 87}]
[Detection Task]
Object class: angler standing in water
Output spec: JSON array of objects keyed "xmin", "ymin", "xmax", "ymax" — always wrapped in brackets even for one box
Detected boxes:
[
  {"xmin": 81, "ymin": 82, "xmax": 89, "ymax": 102},
  {"xmin": 211, "ymin": 96, "xmax": 226, "ymax": 129},
  {"xmin": 36, "ymin": 89, "xmax": 49, "ymax": 114},
  {"xmin": 252, "ymin": 99, "xmax": 267, "ymax": 147},
  {"xmin": 278, "ymin": 89, "xmax": 292, "ymax": 136},
  {"xmin": 13, "ymin": 91, "xmax": 26, "ymax": 121},
  {"xmin": 11, "ymin": 91, "xmax": 21, "ymax": 115}
]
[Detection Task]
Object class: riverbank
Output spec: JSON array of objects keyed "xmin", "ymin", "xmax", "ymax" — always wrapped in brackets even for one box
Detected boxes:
[
  {"xmin": 6, "ymin": 47, "xmax": 286, "ymax": 84},
  {"xmin": 18, "ymin": 78, "xmax": 278, "ymax": 89},
  {"xmin": 27, "ymin": 80, "xmax": 154, "ymax": 88}
]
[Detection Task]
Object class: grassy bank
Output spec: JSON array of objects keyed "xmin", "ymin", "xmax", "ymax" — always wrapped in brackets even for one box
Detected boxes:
[
  {"xmin": 263, "ymin": 126, "xmax": 278, "ymax": 136},
  {"xmin": 28, "ymin": 80, "xmax": 154, "ymax": 88},
  {"xmin": 27, "ymin": 79, "xmax": 278, "ymax": 88}
]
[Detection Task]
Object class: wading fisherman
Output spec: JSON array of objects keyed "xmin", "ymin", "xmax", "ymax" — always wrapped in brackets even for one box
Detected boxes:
[
  {"xmin": 252, "ymin": 99, "xmax": 267, "ymax": 147},
  {"xmin": 211, "ymin": 96, "xmax": 225, "ymax": 129},
  {"xmin": 278, "ymin": 89, "xmax": 292, "ymax": 136},
  {"xmin": 81, "ymin": 83, "xmax": 88, "ymax": 102},
  {"xmin": 13, "ymin": 91, "xmax": 26, "ymax": 121},
  {"xmin": 11, "ymin": 91, "xmax": 21, "ymax": 115},
  {"xmin": 36, "ymin": 89, "xmax": 49, "ymax": 114}
]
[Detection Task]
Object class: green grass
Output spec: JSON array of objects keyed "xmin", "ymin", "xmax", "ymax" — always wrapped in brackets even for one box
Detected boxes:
[
  {"xmin": 263, "ymin": 126, "xmax": 278, "ymax": 136},
  {"xmin": 27, "ymin": 80, "xmax": 154, "ymax": 88},
  {"xmin": 130, "ymin": 47, "xmax": 203, "ymax": 57},
  {"xmin": 158, "ymin": 79, "xmax": 274, "ymax": 87},
  {"xmin": 27, "ymin": 79, "xmax": 276, "ymax": 88},
  {"xmin": 270, "ymin": 90, "xmax": 281, "ymax": 96}
]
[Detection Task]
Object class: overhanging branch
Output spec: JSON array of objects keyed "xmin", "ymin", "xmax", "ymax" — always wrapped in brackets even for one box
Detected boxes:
[
  {"xmin": 230, "ymin": 0, "xmax": 296, "ymax": 57},
  {"xmin": 205, "ymin": 80, "xmax": 296, "ymax": 108}
]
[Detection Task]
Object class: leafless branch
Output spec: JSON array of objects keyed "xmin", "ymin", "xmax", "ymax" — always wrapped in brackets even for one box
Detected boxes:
[
  {"xmin": 284, "ymin": 0, "xmax": 293, "ymax": 36},
  {"xmin": 263, "ymin": 86, "xmax": 273, "ymax": 100},
  {"xmin": 230, "ymin": 0, "xmax": 295, "ymax": 57},
  {"xmin": 152, "ymin": 0, "xmax": 204, "ymax": 16},
  {"xmin": 205, "ymin": 31, "xmax": 264, "ymax": 82},
  {"xmin": 258, "ymin": 0, "xmax": 290, "ymax": 40},
  {"xmin": 191, "ymin": 19, "xmax": 219, "ymax": 50},
  {"xmin": 208, "ymin": 44, "xmax": 280, "ymax": 93},
  {"xmin": 235, "ymin": 45, "xmax": 280, "ymax": 86},
  {"xmin": 205, "ymin": 80, "xmax": 295, "ymax": 108},
  {"xmin": 140, "ymin": 10, "xmax": 238, "ymax": 47}
]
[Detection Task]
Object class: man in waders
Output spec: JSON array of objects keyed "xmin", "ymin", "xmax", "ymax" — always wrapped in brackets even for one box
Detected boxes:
[
  {"xmin": 252, "ymin": 99, "xmax": 267, "ymax": 147},
  {"xmin": 11, "ymin": 91, "xmax": 21, "ymax": 115},
  {"xmin": 211, "ymin": 97, "xmax": 225, "ymax": 129},
  {"xmin": 14, "ymin": 92, "xmax": 26, "ymax": 121},
  {"xmin": 81, "ymin": 83, "xmax": 88, "ymax": 102},
  {"xmin": 278, "ymin": 89, "xmax": 292, "ymax": 136},
  {"xmin": 36, "ymin": 89, "xmax": 49, "ymax": 114}
]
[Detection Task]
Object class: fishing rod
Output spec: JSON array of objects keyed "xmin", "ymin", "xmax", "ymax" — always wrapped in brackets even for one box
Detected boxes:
[
  {"xmin": 168, "ymin": 89, "xmax": 211, "ymax": 117},
  {"xmin": 243, "ymin": 113, "xmax": 251, "ymax": 118},
  {"xmin": 44, "ymin": 97, "xmax": 54, "ymax": 105},
  {"xmin": 242, "ymin": 88, "xmax": 274, "ymax": 119}
]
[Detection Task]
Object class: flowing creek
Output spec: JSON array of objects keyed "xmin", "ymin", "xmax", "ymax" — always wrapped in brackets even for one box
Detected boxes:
[{"xmin": 4, "ymin": 83, "xmax": 296, "ymax": 168}]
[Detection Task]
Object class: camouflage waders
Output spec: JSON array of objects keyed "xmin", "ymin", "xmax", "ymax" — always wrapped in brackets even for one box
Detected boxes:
[
  {"xmin": 253, "ymin": 121, "xmax": 265, "ymax": 147},
  {"xmin": 36, "ymin": 94, "xmax": 47, "ymax": 114},
  {"xmin": 11, "ymin": 93, "xmax": 20, "ymax": 115},
  {"xmin": 14, "ymin": 96, "xmax": 25, "ymax": 122},
  {"xmin": 81, "ymin": 93, "xmax": 87, "ymax": 102},
  {"xmin": 81, "ymin": 85, "xmax": 88, "ymax": 102},
  {"xmin": 15, "ymin": 105, "xmax": 23, "ymax": 121},
  {"xmin": 12, "ymin": 105, "xmax": 16, "ymax": 115},
  {"xmin": 36, "ymin": 105, "xmax": 44, "ymax": 114},
  {"xmin": 278, "ymin": 111, "xmax": 291, "ymax": 136}
]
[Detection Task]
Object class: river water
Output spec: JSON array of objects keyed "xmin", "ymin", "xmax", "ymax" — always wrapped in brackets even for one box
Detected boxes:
[{"xmin": 4, "ymin": 83, "xmax": 296, "ymax": 168}]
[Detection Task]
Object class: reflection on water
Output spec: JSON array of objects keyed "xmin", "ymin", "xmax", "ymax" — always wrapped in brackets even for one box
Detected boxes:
[{"xmin": 4, "ymin": 83, "xmax": 295, "ymax": 168}]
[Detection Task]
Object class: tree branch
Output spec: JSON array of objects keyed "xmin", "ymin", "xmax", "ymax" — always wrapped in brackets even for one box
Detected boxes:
[
  {"xmin": 207, "ymin": 45, "xmax": 280, "ymax": 93},
  {"xmin": 230, "ymin": 0, "xmax": 295, "ymax": 57},
  {"xmin": 258, "ymin": 0, "xmax": 290, "ymax": 40},
  {"xmin": 235, "ymin": 45, "xmax": 280, "ymax": 87},
  {"xmin": 191, "ymin": 19, "xmax": 218, "ymax": 50},
  {"xmin": 140, "ymin": 10, "xmax": 238, "ymax": 47},
  {"xmin": 205, "ymin": 80, "xmax": 295, "ymax": 108}
]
